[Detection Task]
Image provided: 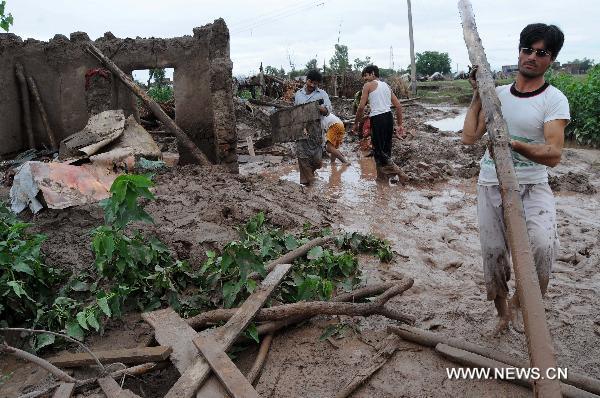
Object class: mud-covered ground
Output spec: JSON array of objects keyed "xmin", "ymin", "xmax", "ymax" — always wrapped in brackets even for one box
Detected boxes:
[{"xmin": 2, "ymin": 100, "xmax": 599, "ymax": 398}]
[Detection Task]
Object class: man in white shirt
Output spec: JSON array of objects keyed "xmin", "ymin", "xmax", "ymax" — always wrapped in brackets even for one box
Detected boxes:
[{"xmin": 462, "ymin": 23, "xmax": 570, "ymax": 334}]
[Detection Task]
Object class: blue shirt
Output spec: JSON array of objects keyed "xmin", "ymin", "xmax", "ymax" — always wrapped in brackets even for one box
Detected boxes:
[{"xmin": 294, "ymin": 86, "xmax": 333, "ymax": 114}]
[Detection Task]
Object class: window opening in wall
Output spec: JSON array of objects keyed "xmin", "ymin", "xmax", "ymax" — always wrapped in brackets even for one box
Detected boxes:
[{"xmin": 132, "ymin": 68, "xmax": 176, "ymax": 152}]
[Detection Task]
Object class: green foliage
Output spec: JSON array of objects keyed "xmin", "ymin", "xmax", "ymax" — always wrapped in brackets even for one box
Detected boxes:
[
  {"xmin": 415, "ymin": 51, "xmax": 451, "ymax": 76},
  {"xmin": 0, "ymin": 1, "xmax": 13, "ymax": 32},
  {"xmin": 147, "ymin": 86, "xmax": 173, "ymax": 103},
  {"xmin": 353, "ymin": 56, "xmax": 371, "ymax": 72},
  {"xmin": 329, "ymin": 44, "xmax": 350, "ymax": 74},
  {"xmin": 265, "ymin": 65, "xmax": 286, "ymax": 78},
  {"xmin": 547, "ymin": 65, "xmax": 600, "ymax": 146},
  {"xmin": 238, "ymin": 89, "xmax": 253, "ymax": 100},
  {"xmin": 1, "ymin": 174, "xmax": 394, "ymax": 351},
  {"xmin": 0, "ymin": 202, "xmax": 70, "ymax": 349},
  {"xmin": 305, "ymin": 58, "xmax": 318, "ymax": 71},
  {"xmin": 146, "ymin": 68, "xmax": 173, "ymax": 102}
]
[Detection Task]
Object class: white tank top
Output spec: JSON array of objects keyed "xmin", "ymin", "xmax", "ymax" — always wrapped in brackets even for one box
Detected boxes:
[{"xmin": 368, "ymin": 80, "xmax": 392, "ymax": 117}]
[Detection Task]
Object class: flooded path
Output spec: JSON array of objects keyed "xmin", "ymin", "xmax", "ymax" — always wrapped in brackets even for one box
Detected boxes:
[{"xmin": 244, "ymin": 141, "xmax": 600, "ymax": 398}]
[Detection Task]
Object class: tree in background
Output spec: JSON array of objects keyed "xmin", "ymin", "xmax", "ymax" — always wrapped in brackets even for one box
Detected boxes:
[
  {"xmin": 565, "ymin": 58, "xmax": 595, "ymax": 73},
  {"xmin": 415, "ymin": 51, "xmax": 451, "ymax": 76},
  {"xmin": 1, "ymin": 1, "xmax": 14, "ymax": 32},
  {"xmin": 265, "ymin": 66, "xmax": 286, "ymax": 77},
  {"xmin": 147, "ymin": 68, "xmax": 173, "ymax": 103},
  {"xmin": 353, "ymin": 56, "xmax": 372, "ymax": 72},
  {"xmin": 329, "ymin": 44, "xmax": 350, "ymax": 74},
  {"xmin": 305, "ymin": 58, "xmax": 319, "ymax": 71}
]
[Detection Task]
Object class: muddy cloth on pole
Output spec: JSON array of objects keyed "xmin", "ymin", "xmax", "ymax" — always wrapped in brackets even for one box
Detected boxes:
[{"xmin": 296, "ymin": 126, "xmax": 323, "ymax": 184}]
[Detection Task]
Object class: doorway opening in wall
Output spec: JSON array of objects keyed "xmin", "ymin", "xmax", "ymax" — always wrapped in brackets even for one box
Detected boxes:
[{"xmin": 132, "ymin": 67, "xmax": 178, "ymax": 153}]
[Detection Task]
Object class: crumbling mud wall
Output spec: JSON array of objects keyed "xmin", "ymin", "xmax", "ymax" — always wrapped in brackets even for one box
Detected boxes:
[{"xmin": 0, "ymin": 19, "xmax": 236, "ymax": 169}]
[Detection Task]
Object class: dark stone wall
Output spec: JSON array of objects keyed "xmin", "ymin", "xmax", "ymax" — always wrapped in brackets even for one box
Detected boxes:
[{"xmin": 0, "ymin": 19, "xmax": 236, "ymax": 168}]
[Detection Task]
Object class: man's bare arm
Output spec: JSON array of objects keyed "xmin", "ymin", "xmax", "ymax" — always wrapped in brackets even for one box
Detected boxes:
[
  {"xmin": 511, "ymin": 119, "xmax": 567, "ymax": 167},
  {"xmin": 391, "ymin": 93, "xmax": 403, "ymax": 128},
  {"xmin": 353, "ymin": 83, "xmax": 372, "ymax": 131}
]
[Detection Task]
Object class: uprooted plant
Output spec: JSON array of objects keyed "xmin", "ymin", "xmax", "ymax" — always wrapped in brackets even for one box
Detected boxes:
[{"xmin": 1, "ymin": 173, "xmax": 395, "ymax": 351}]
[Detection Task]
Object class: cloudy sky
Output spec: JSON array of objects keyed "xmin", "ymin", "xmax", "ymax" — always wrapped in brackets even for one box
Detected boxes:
[{"xmin": 5, "ymin": 0, "xmax": 599, "ymax": 78}]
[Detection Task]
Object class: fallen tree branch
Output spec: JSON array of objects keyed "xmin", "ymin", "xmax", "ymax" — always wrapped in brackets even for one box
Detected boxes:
[
  {"xmin": 19, "ymin": 362, "xmax": 170, "ymax": 398},
  {"xmin": 26, "ymin": 75, "xmax": 58, "ymax": 150},
  {"xmin": 334, "ymin": 334, "xmax": 401, "ymax": 398},
  {"xmin": 246, "ymin": 333, "xmax": 274, "ymax": 385},
  {"xmin": 0, "ymin": 327, "xmax": 106, "ymax": 375},
  {"xmin": 389, "ymin": 325, "xmax": 600, "ymax": 396},
  {"xmin": 188, "ymin": 279, "xmax": 414, "ymax": 328},
  {"xmin": 15, "ymin": 63, "xmax": 35, "ymax": 149},
  {"xmin": 0, "ymin": 343, "xmax": 76, "ymax": 383}
]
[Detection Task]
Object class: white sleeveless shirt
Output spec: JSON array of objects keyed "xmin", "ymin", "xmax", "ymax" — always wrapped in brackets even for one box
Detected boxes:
[{"xmin": 368, "ymin": 80, "xmax": 392, "ymax": 117}]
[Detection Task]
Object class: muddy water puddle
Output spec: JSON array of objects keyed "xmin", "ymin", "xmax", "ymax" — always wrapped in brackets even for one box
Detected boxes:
[{"xmin": 424, "ymin": 106, "xmax": 467, "ymax": 132}]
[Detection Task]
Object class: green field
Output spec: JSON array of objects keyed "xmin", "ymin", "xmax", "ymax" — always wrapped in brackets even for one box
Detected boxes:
[{"xmin": 417, "ymin": 79, "xmax": 514, "ymax": 105}]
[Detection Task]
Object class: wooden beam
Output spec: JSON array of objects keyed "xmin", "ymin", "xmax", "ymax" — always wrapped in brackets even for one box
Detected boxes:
[
  {"xmin": 334, "ymin": 334, "xmax": 401, "ymax": 398},
  {"xmin": 457, "ymin": 2, "xmax": 561, "ymax": 397},
  {"xmin": 195, "ymin": 334, "xmax": 260, "ymax": 398},
  {"xmin": 15, "ymin": 63, "xmax": 35, "ymax": 149},
  {"xmin": 47, "ymin": 346, "xmax": 172, "ymax": 368},
  {"xmin": 165, "ymin": 263, "xmax": 293, "ymax": 398},
  {"xmin": 27, "ymin": 75, "xmax": 58, "ymax": 150},
  {"xmin": 85, "ymin": 43, "xmax": 212, "ymax": 166},
  {"xmin": 142, "ymin": 309, "xmax": 200, "ymax": 374}
]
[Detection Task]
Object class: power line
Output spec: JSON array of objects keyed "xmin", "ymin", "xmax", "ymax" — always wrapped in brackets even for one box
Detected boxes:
[{"xmin": 231, "ymin": 1, "xmax": 324, "ymax": 35}]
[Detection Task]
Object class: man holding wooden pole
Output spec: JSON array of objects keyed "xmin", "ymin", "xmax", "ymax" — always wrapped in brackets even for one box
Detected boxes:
[{"xmin": 462, "ymin": 23, "xmax": 570, "ymax": 335}]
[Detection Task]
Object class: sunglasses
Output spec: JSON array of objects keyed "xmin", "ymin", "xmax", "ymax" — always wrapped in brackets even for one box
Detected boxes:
[{"xmin": 520, "ymin": 47, "xmax": 551, "ymax": 58}]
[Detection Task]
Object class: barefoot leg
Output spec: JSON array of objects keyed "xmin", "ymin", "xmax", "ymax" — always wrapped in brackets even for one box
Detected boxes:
[{"xmin": 493, "ymin": 296, "xmax": 511, "ymax": 336}]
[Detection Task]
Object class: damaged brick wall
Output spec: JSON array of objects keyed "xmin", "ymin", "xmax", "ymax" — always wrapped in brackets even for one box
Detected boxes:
[{"xmin": 0, "ymin": 19, "xmax": 237, "ymax": 170}]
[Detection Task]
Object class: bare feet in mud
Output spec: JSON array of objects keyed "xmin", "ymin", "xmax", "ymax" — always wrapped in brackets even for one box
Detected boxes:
[
  {"xmin": 492, "ymin": 296, "xmax": 512, "ymax": 336},
  {"xmin": 509, "ymin": 295, "xmax": 524, "ymax": 333}
]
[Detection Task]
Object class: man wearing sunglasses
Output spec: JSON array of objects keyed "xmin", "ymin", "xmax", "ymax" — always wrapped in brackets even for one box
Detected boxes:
[{"xmin": 462, "ymin": 23, "xmax": 570, "ymax": 335}]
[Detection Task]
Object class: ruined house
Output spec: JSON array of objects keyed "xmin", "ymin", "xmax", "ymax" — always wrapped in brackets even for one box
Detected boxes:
[{"xmin": 0, "ymin": 19, "xmax": 237, "ymax": 170}]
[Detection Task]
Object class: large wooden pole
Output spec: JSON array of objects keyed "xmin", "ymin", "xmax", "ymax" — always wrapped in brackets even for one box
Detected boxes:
[
  {"xmin": 27, "ymin": 76, "xmax": 58, "ymax": 151},
  {"xmin": 86, "ymin": 43, "xmax": 212, "ymax": 166},
  {"xmin": 407, "ymin": 0, "xmax": 417, "ymax": 96},
  {"xmin": 457, "ymin": 2, "xmax": 561, "ymax": 397},
  {"xmin": 15, "ymin": 63, "xmax": 35, "ymax": 149}
]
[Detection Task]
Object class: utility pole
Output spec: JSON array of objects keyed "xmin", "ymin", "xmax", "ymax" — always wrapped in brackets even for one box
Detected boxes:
[{"xmin": 407, "ymin": 0, "xmax": 417, "ymax": 96}]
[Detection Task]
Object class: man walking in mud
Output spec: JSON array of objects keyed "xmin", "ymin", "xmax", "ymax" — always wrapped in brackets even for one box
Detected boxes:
[
  {"xmin": 353, "ymin": 65, "xmax": 408, "ymax": 182},
  {"xmin": 462, "ymin": 24, "xmax": 570, "ymax": 334},
  {"xmin": 294, "ymin": 69, "xmax": 333, "ymax": 185}
]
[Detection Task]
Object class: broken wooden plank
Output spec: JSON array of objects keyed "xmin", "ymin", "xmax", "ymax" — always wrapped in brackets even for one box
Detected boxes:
[
  {"xmin": 246, "ymin": 136, "xmax": 256, "ymax": 157},
  {"xmin": 195, "ymin": 334, "xmax": 260, "ymax": 398},
  {"xmin": 458, "ymin": 2, "xmax": 561, "ymax": 397},
  {"xmin": 334, "ymin": 334, "xmax": 401, "ymax": 398},
  {"xmin": 97, "ymin": 376, "xmax": 141, "ymax": 398},
  {"xmin": 165, "ymin": 263, "xmax": 293, "ymax": 398},
  {"xmin": 142, "ymin": 308, "xmax": 200, "ymax": 374},
  {"xmin": 47, "ymin": 346, "xmax": 172, "ymax": 368},
  {"xmin": 51, "ymin": 383, "xmax": 75, "ymax": 398},
  {"xmin": 270, "ymin": 101, "xmax": 321, "ymax": 143},
  {"xmin": 435, "ymin": 343, "xmax": 597, "ymax": 398},
  {"xmin": 86, "ymin": 43, "xmax": 212, "ymax": 166}
]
